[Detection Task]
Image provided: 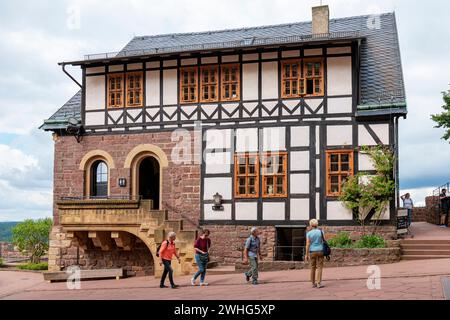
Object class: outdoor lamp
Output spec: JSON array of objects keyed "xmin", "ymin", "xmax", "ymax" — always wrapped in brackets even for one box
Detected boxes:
[
  {"xmin": 118, "ymin": 178, "xmax": 127, "ymax": 188},
  {"xmin": 212, "ymin": 192, "xmax": 224, "ymax": 211}
]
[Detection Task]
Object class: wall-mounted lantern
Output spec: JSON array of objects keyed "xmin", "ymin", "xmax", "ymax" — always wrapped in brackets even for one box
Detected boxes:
[
  {"xmin": 118, "ymin": 178, "xmax": 127, "ymax": 188},
  {"xmin": 66, "ymin": 117, "xmax": 84, "ymax": 143},
  {"xmin": 212, "ymin": 192, "xmax": 224, "ymax": 211}
]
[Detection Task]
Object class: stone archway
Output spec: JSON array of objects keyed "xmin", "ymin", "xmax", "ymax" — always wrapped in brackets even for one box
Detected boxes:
[{"xmin": 124, "ymin": 144, "xmax": 169, "ymax": 209}]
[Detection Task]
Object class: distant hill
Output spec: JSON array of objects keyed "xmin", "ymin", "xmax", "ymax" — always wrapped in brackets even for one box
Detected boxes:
[{"xmin": 0, "ymin": 222, "xmax": 19, "ymax": 242}]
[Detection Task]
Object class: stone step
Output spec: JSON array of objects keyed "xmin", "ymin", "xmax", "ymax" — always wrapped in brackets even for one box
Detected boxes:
[
  {"xmin": 400, "ymin": 239, "xmax": 450, "ymax": 245},
  {"xmin": 401, "ymin": 255, "xmax": 450, "ymax": 260},
  {"xmin": 164, "ymin": 220, "xmax": 183, "ymax": 232},
  {"xmin": 402, "ymin": 249, "xmax": 450, "ymax": 256},
  {"xmin": 401, "ymin": 244, "xmax": 450, "ymax": 250}
]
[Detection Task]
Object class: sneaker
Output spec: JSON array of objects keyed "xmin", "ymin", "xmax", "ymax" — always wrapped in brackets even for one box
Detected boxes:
[
  {"xmin": 200, "ymin": 282, "xmax": 209, "ymax": 286},
  {"xmin": 160, "ymin": 284, "xmax": 168, "ymax": 288},
  {"xmin": 244, "ymin": 273, "xmax": 250, "ymax": 282},
  {"xmin": 171, "ymin": 284, "xmax": 179, "ymax": 289},
  {"xmin": 252, "ymin": 280, "xmax": 259, "ymax": 285},
  {"xmin": 316, "ymin": 283, "xmax": 324, "ymax": 288},
  {"xmin": 312, "ymin": 283, "xmax": 317, "ymax": 288},
  {"xmin": 190, "ymin": 278, "xmax": 196, "ymax": 286}
]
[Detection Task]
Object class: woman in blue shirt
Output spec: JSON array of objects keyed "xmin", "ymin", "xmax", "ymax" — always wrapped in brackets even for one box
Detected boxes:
[{"xmin": 305, "ymin": 219, "xmax": 325, "ymax": 288}]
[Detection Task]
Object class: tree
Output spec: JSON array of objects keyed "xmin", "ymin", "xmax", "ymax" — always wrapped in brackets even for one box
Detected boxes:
[
  {"xmin": 12, "ymin": 218, "xmax": 52, "ymax": 264},
  {"xmin": 339, "ymin": 146, "xmax": 395, "ymax": 235},
  {"xmin": 431, "ymin": 90, "xmax": 450, "ymax": 141}
]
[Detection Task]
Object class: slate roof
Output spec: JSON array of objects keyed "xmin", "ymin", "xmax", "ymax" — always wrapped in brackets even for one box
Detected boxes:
[
  {"xmin": 40, "ymin": 91, "xmax": 81, "ymax": 130},
  {"xmin": 42, "ymin": 12, "xmax": 406, "ymax": 131}
]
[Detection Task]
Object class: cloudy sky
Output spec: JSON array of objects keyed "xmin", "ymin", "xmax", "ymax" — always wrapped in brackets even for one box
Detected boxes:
[{"xmin": 0, "ymin": 0, "xmax": 449, "ymax": 221}]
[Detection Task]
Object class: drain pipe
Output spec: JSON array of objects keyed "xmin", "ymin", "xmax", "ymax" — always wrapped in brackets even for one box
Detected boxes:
[{"xmin": 61, "ymin": 63, "xmax": 82, "ymax": 88}]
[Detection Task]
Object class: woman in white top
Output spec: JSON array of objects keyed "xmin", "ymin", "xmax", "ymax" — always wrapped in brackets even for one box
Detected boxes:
[{"xmin": 401, "ymin": 193, "xmax": 414, "ymax": 227}]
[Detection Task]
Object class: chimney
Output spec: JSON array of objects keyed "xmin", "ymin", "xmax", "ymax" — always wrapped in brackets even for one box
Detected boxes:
[{"xmin": 312, "ymin": 5, "xmax": 329, "ymax": 35}]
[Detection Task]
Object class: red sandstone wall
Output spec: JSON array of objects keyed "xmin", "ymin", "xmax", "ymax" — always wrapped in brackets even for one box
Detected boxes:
[{"xmin": 53, "ymin": 132, "xmax": 200, "ymax": 229}]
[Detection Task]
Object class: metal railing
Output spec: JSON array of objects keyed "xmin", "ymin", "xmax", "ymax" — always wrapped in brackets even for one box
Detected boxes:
[
  {"xmin": 83, "ymin": 31, "xmax": 361, "ymax": 61},
  {"xmin": 273, "ymin": 246, "xmax": 306, "ymax": 262}
]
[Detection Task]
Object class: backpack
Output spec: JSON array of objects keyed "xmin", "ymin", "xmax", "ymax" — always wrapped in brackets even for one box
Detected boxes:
[
  {"xmin": 321, "ymin": 230, "xmax": 331, "ymax": 261},
  {"xmin": 156, "ymin": 240, "xmax": 169, "ymax": 257}
]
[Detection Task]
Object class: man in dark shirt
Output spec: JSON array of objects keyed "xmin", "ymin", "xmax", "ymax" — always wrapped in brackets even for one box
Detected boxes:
[{"xmin": 439, "ymin": 189, "xmax": 449, "ymax": 227}]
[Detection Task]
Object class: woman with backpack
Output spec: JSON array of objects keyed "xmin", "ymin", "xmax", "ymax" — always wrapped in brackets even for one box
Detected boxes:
[
  {"xmin": 305, "ymin": 219, "xmax": 326, "ymax": 288},
  {"xmin": 158, "ymin": 231, "xmax": 180, "ymax": 289},
  {"xmin": 191, "ymin": 229, "xmax": 211, "ymax": 286}
]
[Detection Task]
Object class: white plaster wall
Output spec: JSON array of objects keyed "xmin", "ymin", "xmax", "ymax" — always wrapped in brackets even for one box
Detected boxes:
[
  {"xmin": 203, "ymin": 177, "xmax": 232, "ymax": 200},
  {"xmin": 291, "ymin": 151, "xmax": 309, "ymax": 171},
  {"xmin": 127, "ymin": 109, "xmax": 142, "ymax": 123},
  {"xmin": 201, "ymin": 57, "xmax": 218, "ymax": 64},
  {"xmin": 127, "ymin": 63, "xmax": 143, "ymax": 70},
  {"xmin": 85, "ymin": 76, "xmax": 105, "ymax": 111},
  {"xmin": 205, "ymin": 152, "xmax": 231, "ymax": 174},
  {"xmin": 327, "ymin": 201, "xmax": 353, "ymax": 220},
  {"xmin": 304, "ymin": 48, "xmax": 323, "ymax": 56},
  {"xmin": 372, "ymin": 205, "xmax": 390, "ymax": 221},
  {"xmin": 163, "ymin": 60, "xmax": 177, "ymax": 67},
  {"xmin": 86, "ymin": 66, "xmax": 105, "ymax": 74},
  {"xmin": 316, "ymin": 193, "xmax": 320, "ymax": 219},
  {"xmin": 263, "ymin": 127, "xmax": 286, "ymax": 151},
  {"xmin": 163, "ymin": 69, "xmax": 177, "ymax": 105},
  {"xmin": 370, "ymin": 124, "xmax": 390, "ymax": 144},
  {"xmin": 290, "ymin": 173, "xmax": 309, "ymax": 194},
  {"xmin": 243, "ymin": 53, "xmax": 258, "ymax": 61},
  {"xmin": 282, "ymin": 50, "xmax": 300, "ymax": 58},
  {"xmin": 146, "ymin": 61, "xmax": 160, "ymax": 68},
  {"xmin": 109, "ymin": 65, "xmax": 124, "ymax": 72},
  {"xmin": 235, "ymin": 202, "xmax": 258, "ymax": 220},
  {"xmin": 291, "ymin": 126, "xmax": 310, "ymax": 147},
  {"xmin": 327, "ymin": 47, "xmax": 351, "ymax": 54},
  {"xmin": 146, "ymin": 70, "xmax": 160, "ymax": 106},
  {"xmin": 261, "ymin": 62, "xmax": 278, "ymax": 100},
  {"xmin": 327, "ymin": 56, "xmax": 352, "ymax": 96},
  {"xmin": 358, "ymin": 125, "xmax": 376, "ymax": 146},
  {"xmin": 316, "ymin": 126, "xmax": 320, "ymax": 154},
  {"xmin": 316, "ymin": 159, "xmax": 320, "ymax": 188},
  {"xmin": 85, "ymin": 112, "xmax": 104, "ymax": 126},
  {"xmin": 358, "ymin": 153, "xmax": 375, "ymax": 171},
  {"xmin": 206, "ymin": 129, "xmax": 232, "ymax": 149},
  {"xmin": 222, "ymin": 55, "xmax": 238, "ymax": 63},
  {"xmin": 290, "ymin": 199, "xmax": 310, "ymax": 220},
  {"xmin": 327, "ymin": 125, "xmax": 353, "ymax": 146},
  {"xmin": 262, "ymin": 52, "xmax": 278, "ymax": 59},
  {"xmin": 181, "ymin": 58, "xmax": 198, "ymax": 66},
  {"xmin": 242, "ymin": 63, "xmax": 259, "ymax": 101},
  {"xmin": 263, "ymin": 202, "xmax": 285, "ymax": 220},
  {"xmin": 204, "ymin": 204, "xmax": 231, "ymax": 220},
  {"xmin": 236, "ymin": 128, "xmax": 258, "ymax": 152},
  {"xmin": 327, "ymin": 97, "xmax": 352, "ymax": 114}
]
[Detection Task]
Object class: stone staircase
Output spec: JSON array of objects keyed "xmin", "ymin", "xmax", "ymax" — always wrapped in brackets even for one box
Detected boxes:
[{"xmin": 400, "ymin": 239, "xmax": 450, "ymax": 260}]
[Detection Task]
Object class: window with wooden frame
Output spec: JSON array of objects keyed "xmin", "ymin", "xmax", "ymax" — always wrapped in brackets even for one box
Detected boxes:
[
  {"xmin": 107, "ymin": 74, "xmax": 124, "ymax": 108},
  {"xmin": 234, "ymin": 153, "xmax": 259, "ymax": 198},
  {"xmin": 326, "ymin": 150, "xmax": 354, "ymax": 197},
  {"xmin": 221, "ymin": 64, "xmax": 240, "ymax": 101},
  {"xmin": 126, "ymin": 72, "xmax": 143, "ymax": 107},
  {"xmin": 200, "ymin": 66, "xmax": 219, "ymax": 102},
  {"xmin": 281, "ymin": 60, "xmax": 303, "ymax": 98},
  {"xmin": 180, "ymin": 67, "xmax": 198, "ymax": 103},
  {"xmin": 304, "ymin": 58, "xmax": 324, "ymax": 96},
  {"xmin": 262, "ymin": 152, "xmax": 288, "ymax": 198}
]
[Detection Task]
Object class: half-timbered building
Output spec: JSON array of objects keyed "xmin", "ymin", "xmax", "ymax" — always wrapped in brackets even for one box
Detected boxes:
[{"xmin": 41, "ymin": 6, "xmax": 407, "ymax": 275}]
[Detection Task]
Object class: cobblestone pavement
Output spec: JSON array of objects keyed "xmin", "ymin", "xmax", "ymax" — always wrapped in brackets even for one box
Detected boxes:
[{"xmin": 1, "ymin": 258, "xmax": 449, "ymax": 300}]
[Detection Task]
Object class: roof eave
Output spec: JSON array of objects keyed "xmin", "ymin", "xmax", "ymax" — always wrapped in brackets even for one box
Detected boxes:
[{"xmin": 59, "ymin": 35, "xmax": 365, "ymax": 67}]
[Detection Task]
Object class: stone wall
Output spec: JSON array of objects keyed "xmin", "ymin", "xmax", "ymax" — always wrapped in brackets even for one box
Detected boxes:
[
  {"xmin": 235, "ymin": 247, "xmax": 401, "ymax": 272},
  {"xmin": 205, "ymin": 224, "xmax": 397, "ymax": 264},
  {"xmin": 0, "ymin": 242, "xmax": 29, "ymax": 261},
  {"xmin": 410, "ymin": 196, "xmax": 441, "ymax": 224},
  {"xmin": 53, "ymin": 131, "xmax": 200, "ymax": 229}
]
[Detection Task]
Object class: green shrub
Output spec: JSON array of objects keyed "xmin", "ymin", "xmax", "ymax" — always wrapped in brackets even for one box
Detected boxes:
[
  {"xmin": 18, "ymin": 262, "xmax": 48, "ymax": 271},
  {"xmin": 0, "ymin": 257, "xmax": 3, "ymax": 267},
  {"xmin": 354, "ymin": 235, "xmax": 386, "ymax": 248},
  {"xmin": 327, "ymin": 232, "xmax": 353, "ymax": 248}
]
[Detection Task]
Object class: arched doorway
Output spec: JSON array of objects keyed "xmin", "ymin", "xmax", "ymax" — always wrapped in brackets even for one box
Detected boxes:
[{"xmin": 138, "ymin": 156, "xmax": 160, "ymax": 209}]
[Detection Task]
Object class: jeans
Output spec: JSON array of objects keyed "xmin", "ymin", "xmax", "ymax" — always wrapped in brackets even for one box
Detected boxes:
[
  {"xmin": 193, "ymin": 253, "xmax": 208, "ymax": 283},
  {"xmin": 160, "ymin": 259, "xmax": 175, "ymax": 286},
  {"xmin": 245, "ymin": 256, "xmax": 258, "ymax": 282},
  {"xmin": 407, "ymin": 209, "xmax": 412, "ymax": 227},
  {"xmin": 310, "ymin": 251, "xmax": 324, "ymax": 284}
]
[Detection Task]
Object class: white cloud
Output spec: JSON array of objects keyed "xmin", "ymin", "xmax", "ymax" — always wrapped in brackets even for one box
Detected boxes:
[{"xmin": 400, "ymin": 186, "xmax": 436, "ymax": 207}]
